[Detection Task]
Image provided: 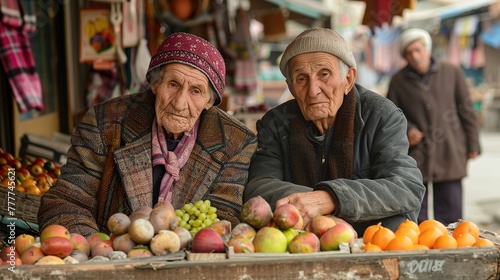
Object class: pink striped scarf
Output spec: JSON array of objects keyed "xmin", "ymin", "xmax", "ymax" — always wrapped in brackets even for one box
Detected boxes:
[{"xmin": 152, "ymin": 118, "xmax": 199, "ymax": 202}]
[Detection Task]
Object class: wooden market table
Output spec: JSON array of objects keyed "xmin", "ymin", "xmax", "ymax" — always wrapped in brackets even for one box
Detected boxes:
[{"xmin": 1, "ymin": 245, "xmax": 499, "ymax": 280}]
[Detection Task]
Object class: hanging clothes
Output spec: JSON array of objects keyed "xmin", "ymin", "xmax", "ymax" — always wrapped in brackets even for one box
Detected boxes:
[
  {"xmin": 0, "ymin": 0, "xmax": 22, "ymax": 27},
  {"xmin": 20, "ymin": 0, "xmax": 35, "ymax": 33},
  {"xmin": 0, "ymin": 0, "xmax": 43, "ymax": 112},
  {"xmin": 85, "ymin": 65, "xmax": 119, "ymax": 108},
  {"xmin": 371, "ymin": 24, "xmax": 402, "ymax": 74}
]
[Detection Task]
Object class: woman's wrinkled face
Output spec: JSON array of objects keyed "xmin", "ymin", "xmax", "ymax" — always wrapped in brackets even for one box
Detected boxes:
[
  {"xmin": 152, "ymin": 63, "xmax": 213, "ymax": 138},
  {"xmin": 287, "ymin": 52, "xmax": 352, "ymax": 123},
  {"xmin": 403, "ymin": 40, "xmax": 431, "ymax": 75}
]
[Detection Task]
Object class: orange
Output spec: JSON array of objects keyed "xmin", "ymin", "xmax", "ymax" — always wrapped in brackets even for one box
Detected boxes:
[
  {"xmin": 455, "ymin": 233, "xmax": 477, "ymax": 247},
  {"xmin": 452, "ymin": 221, "xmax": 480, "ymax": 241},
  {"xmin": 398, "ymin": 219, "xmax": 420, "ymax": 235},
  {"xmin": 418, "ymin": 227, "xmax": 444, "ymax": 249},
  {"xmin": 419, "ymin": 219, "xmax": 448, "ymax": 235},
  {"xmin": 472, "ymin": 238, "xmax": 495, "ymax": 247},
  {"xmin": 370, "ymin": 226, "xmax": 396, "ymax": 250},
  {"xmin": 364, "ymin": 242, "xmax": 382, "ymax": 252},
  {"xmin": 363, "ymin": 222, "xmax": 382, "ymax": 245},
  {"xmin": 386, "ymin": 235, "xmax": 414, "ymax": 251},
  {"xmin": 395, "ymin": 227, "xmax": 419, "ymax": 244},
  {"xmin": 411, "ymin": 244, "xmax": 430, "ymax": 250},
  {"xmin": 433, "ymin": 234, "xmax": 458, "ymax": 249}
]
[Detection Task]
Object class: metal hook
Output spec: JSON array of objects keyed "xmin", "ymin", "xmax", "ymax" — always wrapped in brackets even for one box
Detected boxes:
[{"xmin": 110, "ymin": 2, "xmax": 127, "ymax": 64}]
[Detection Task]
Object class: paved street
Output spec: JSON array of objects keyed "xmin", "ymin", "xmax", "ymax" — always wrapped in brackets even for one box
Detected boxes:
[{"xmin": 463, "ymin": 131, "xmax": 500, "ymax": 232}]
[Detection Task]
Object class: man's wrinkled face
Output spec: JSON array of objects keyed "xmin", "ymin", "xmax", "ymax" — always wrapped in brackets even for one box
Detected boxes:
[
  {"xmin": 403, "ymin": 40, "xmax": 431, "ymax": 75},
  {"xmin": 287, "ymin": 52, "xmax": 351, "ymax": 123},
  {"xmin": 152, "ymin": 63, "xmax": 213, "ymax": 137}
]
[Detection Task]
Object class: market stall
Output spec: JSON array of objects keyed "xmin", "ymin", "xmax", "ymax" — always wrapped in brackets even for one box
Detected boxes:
[{"xmin": 2, "ymin": 245, "xmax": 499, "ymax": 279}]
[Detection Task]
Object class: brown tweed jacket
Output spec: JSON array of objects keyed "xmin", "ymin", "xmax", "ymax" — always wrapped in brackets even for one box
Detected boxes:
[{"xmin": 38, "ymin": 90, "xmax": 257, "ymax": 237}]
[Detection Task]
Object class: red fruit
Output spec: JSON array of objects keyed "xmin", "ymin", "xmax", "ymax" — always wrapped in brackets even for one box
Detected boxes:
[
  {"xmin": 307, "ymin": 215, "xmax": 336, "ymax": 238},
  {"xmin": 90, "ymin": 240, "xmax": 114, "ymax": 258},
  {"xmin": 288, "ymin": 231, "xmax": 321, "ymax": 253},
  {"xmin": 253, "ymin": 227, "xmax": 288, "ymax": 253},
  {"xmin": 191, "ymin": 228, "xmax": 225, "ymax": 253},
  {"xmin": 208, "ymin": 220, "xmax": 232, "ymax": 235},
  {"xmin": 8, "ymin": 159, "xmax": 22, "ymax": 169},
  {"xmin": 231, "ymin": 222, "xmax": 257, "ymax": 240},
  {"xmin": 273, "ymin": 204, "xmax": 301, "ymax": 230},
  {"xmin": 240, "ymin": 196, "xmax": 273, "ymax": 229},
  {"xmin": 33, "ymin": 157, "xmax": 47, "ymax": 165},
  {"xmin": 0, "ymin": 152, "xmax": 15, "ymax": 162},
  {"xmin": 40, "ymin": 224, "xmax": 71, "ymax": 242},
  {"xmin": 127, "ymin": 246, "xmax": 153, "ymax": 258},
  {"xmin": 86, "ymin": 232, "xmax": 110, "ymax": 248},
  {"xmin": 43, "ymin": 161, "xmax": 57, "ymax": 172},
  {"xmin": 228, "ymin": 235, "xmax": 255, "ymax": 253},
  {"xmin": 320, "ymin": 223, "xmax": 356, "ymax": 251},
  {"xmin": 41, "ymin": 236, "xmax": 74, "ymax": 258},
  {"xmin": 70, "ymin": 233, "xmax": 90, "ymax": 256},
  {"xmin": 0, "ymin": 247, "xmax": 20, "ymax": 263},
  {"xmin": 20, "ymin": 246, "xmax": 45, "ymax": 265}
]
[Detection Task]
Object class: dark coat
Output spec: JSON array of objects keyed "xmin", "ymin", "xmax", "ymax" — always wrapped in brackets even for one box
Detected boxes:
[
  {"xmin": 38, "ymin": 90, "xmax": 257, "ymax": 236},
  {"xmin": 245, "ymin": 84, "xmax": 425, "ymax": 223},
  {"xmin": 387, "ymin": 60, "xmax": 481, "ymax": 182}
]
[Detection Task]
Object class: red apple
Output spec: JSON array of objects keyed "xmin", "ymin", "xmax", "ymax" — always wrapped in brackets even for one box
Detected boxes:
[
  {"xmin": 8, "ymin": 159, "xmax": 22, "ymax": 169},
  {"xmin": 29, "ymin": 163, "xmax": 44, "ymax": 176},
  {"xmin": 16, "ymin": 167, "xmax": 31, "ymax": 178},
  {"xmin": 0, "ymin": 152, "xmax": 15, "ymax": 162}
]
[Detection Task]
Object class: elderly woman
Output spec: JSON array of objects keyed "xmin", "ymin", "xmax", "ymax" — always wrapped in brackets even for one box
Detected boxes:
[
  {"xmin": 244, "ymin": 28, "xmax": 425, "ymax": 236},
  {"xmin": 38, "ymin": 33, "xmax": 257, "ymax": 236}
]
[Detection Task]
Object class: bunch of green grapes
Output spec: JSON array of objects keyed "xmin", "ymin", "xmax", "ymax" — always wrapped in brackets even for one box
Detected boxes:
[{"xmin": 175, "ymin": 199, "xmax": 219, "ymax": 236}]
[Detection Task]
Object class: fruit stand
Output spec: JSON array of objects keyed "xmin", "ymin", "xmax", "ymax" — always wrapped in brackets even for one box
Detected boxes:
[{"xmin": 1, "ymin": 245, "xmax": 500, "ymax": 279}]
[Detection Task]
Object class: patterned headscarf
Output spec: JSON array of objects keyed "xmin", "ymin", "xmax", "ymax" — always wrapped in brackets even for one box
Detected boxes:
[{"xmin": 146, "ymin": 32, "xmax": 226, "ymax": 105}]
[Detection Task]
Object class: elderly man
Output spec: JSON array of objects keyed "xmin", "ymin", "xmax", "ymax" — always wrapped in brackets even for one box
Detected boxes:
[
  {"xmin": 387, "ymin": 28, "xmax": 481, "ymax": 225},
  {"xmin": 38, "ymin": 32, "xmax": 257, "ymax": 236},
  {"xmin": 244, "ymin": 28, "xmax": 425, "ymax": 235}
]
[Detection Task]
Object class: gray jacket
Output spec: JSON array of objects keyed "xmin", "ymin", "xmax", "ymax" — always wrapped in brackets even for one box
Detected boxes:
[{"xmin": 245, "ymin": 84, "xmax": 425, "ymax": 224}]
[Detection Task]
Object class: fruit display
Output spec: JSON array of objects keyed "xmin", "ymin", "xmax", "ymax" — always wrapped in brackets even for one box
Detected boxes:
[
  {"xmin": 232, "ymin": 196, "xmax": 356, "ymax": 254},
  {"xmin": 0, "ymin": 149, "xmax": 60, "ymax": 196},
  {"xmin": 361, "ymin": 219, "xmax": 495, "ymax": 252},
  {"xmin": 1, "ymin": 193, "xmax": 497, "ymax": 267}
]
